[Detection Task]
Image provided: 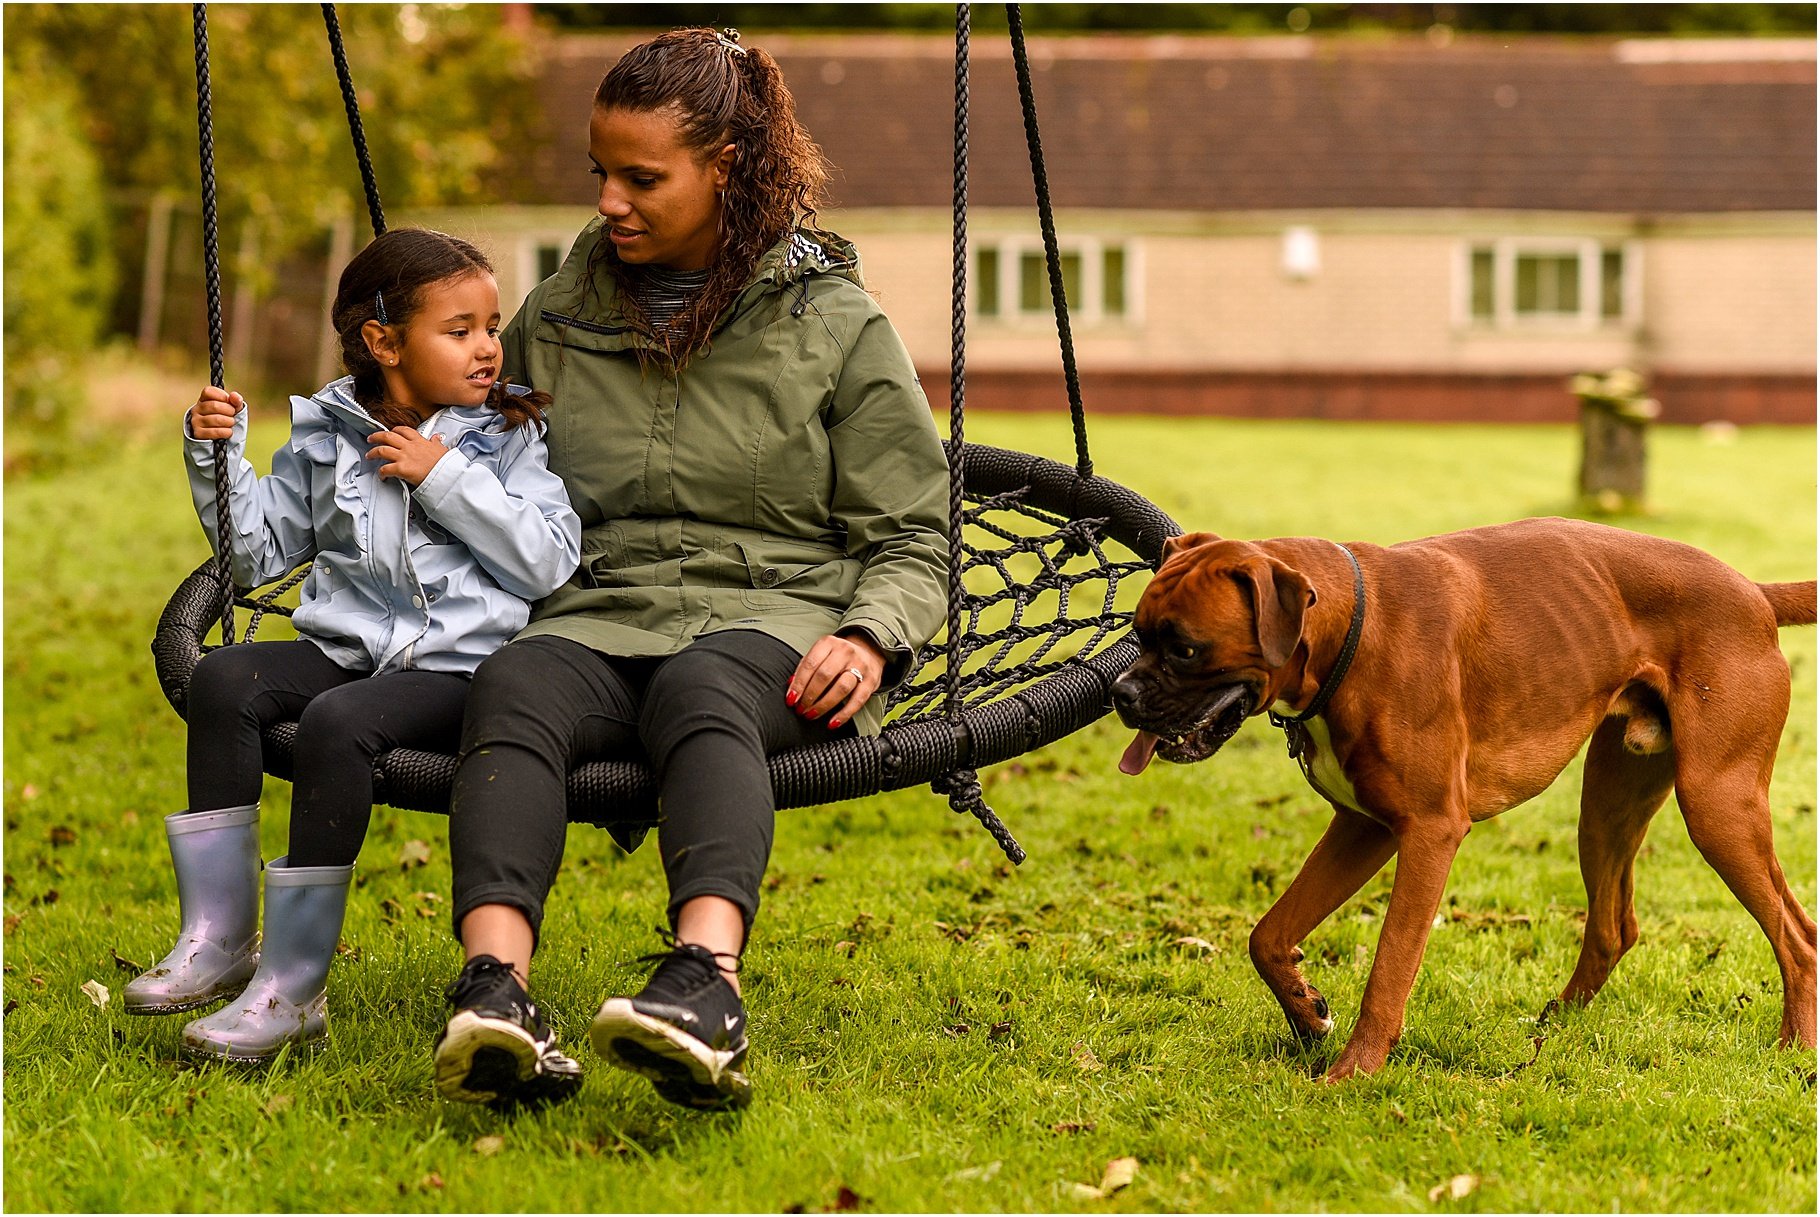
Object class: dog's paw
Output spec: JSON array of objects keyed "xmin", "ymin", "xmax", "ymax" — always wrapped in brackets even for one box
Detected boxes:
[{"xmin": 1287, "ymin": 988, "xmax": 1335, "ymax": 1042}]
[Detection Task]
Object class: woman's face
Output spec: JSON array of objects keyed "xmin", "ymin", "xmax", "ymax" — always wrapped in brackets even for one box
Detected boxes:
[{"xmin": 589, "ymin": 106, "xmax": 734, "ymax": 272}]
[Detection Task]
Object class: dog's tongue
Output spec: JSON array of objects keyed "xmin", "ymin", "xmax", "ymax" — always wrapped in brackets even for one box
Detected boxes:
[{"xmin": 1119, "ymin": 730, "xmax": 1160, "ymax": 775}]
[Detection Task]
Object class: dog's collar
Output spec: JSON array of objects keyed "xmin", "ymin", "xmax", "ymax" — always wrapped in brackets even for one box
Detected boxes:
[{"xmin": 1268, "ymin": 543, "xmax": 1365, "ymax": 760}]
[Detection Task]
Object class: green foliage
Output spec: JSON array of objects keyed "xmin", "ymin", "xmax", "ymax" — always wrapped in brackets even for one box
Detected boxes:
[
  {"xmin": 1, "ymin": 3, "xmax": 545, "ymax": 289},
  {"xmin": 3, "ymin": 406, "xmax": 1813, "ymax": 1210},
  {"xmin": 2, "ymin": 45, "xmax": 118, "ymax": 461},
  {"xmin": 536, "ymin": 1, "xmax": 1818, "ymax": 35}
]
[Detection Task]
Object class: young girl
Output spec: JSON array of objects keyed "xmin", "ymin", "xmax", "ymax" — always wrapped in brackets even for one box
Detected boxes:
[{"xmin": 124, "ymin": 228, "xmax": 583, "ymax": 1078}]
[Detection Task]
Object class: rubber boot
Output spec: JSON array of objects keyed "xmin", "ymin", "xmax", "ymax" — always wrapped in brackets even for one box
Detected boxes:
[
  {"xmin": 181, "ymin": 855, "xmax": 353, "ymax": 1064},
  {"xmin": 123, "ymin": 805, "xmax": 261, "ymax": 1015}
]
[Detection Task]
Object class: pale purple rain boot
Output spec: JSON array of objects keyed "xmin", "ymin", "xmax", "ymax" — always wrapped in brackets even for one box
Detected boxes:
[
  {"xmin": 122, "ymin": 805, "xmax": 261, "ymax": 1014},
  {"xmin": 181, "ymin": 856, "xmax": 353, "ymax": 1064}
]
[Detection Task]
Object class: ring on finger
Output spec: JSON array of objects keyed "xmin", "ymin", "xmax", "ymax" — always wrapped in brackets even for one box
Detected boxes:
[{"xmin": 846, "ymin": 667, "xmax": 863, "ymax": 682}]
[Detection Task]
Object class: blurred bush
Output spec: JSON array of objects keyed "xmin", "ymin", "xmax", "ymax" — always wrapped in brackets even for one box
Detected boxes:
[{"xmin": 3, "ymin": 46, "xmax": 118, "ymax": 471}]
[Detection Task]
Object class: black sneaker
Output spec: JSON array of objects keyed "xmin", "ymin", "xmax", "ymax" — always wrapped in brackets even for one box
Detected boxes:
[
  {"xmin": 590, "ymin": 937, "xmax": 751, "ymax": 1109},
  {"xmin": 433, "ymin": 955, "xmax": 582, "ymax": 1111}
]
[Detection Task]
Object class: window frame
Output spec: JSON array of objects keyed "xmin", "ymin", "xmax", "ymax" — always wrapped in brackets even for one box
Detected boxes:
[
  {"xmin": 1455, "ymin": 238, "xmax": 1639, "ymax": 331},
  {"xmin": 970, "ymin": 235, "xmax": 1142, "ymax": 327}
]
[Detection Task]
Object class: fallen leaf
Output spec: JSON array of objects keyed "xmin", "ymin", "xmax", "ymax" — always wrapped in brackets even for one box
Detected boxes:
[
  {"xmin": 29, "ymin": 975, "xmax": 46, "ymax": 988},
  {"xmin": 21, "ymin": 784, "xmax": 38, "ymax": 800},
  {"xmin": 1172, "ymin": 935, "xmax": 1218, "ymax": 953},
  {"xmin": 398, "ymin": 839, "xmax": 431, "ymax": 869},
  {"xmin": 1099, "ymin": 1157, "xmax": 1139, "ymax": 1195},
  {"xmin": 261, "ymin": 1094, "xmax": 293, "ymax": 1116},
  {"xmin": 942, "ymin": 1022, "xmax": 971, "ymax": 1037},
  {"xmin": 36, "ymin": 889, "xmax": 60, "ymax": 906},
  {"xmin": 833, "ymin": 940, "xmax": 857, "ymax": 957},
  {"xmin": 111, "ymin": 947, "xmax": 144, "ymax": 973},
  {"xmin": 826, "ymin": 1184, "xmax": 864, "ymax": 1211},
  {"xmin": 988, "ymin": 1020, "xmax": 1013, "ymax": 1040},
  {"xmin": 1051, "ymin": 1121, "xmax": 1096, "ymax": 1135},
  {"xmin": 48, "ymin": 825, "xmax": 77, "ymax": 847},
  {"xmin": 1427, "ymin": 1174, "xmax": 1480, "ymax": 1202},
  {"xmin": 1070, "ymin": 1042, "xmax": 1104, "ymax": 1072},
  {"xmin": 80, "ymin": 979, "xmax": 110, "ymax": 1008},
  {"xmin": 1069, "ymin": 1183, "xmax": 1105, "ymax": 1200},
  {"xmin": 4, "ymin": 915, "xmax": 22, "ymax": 935},
  {"xmin": 419, "ymin": 1174, "xmax": 444, "ymax": 1191},
  {"xmin": 3, "ymin": 1000, "xmax": 17, "ymax": 1015},
  {"xmin": 946, "ymin": 1161, "xmax": 1001, "ymax": 1182},
  {"xmin": 473, "ymin": 1134, "xmax": 504, "ymax": 1156}
]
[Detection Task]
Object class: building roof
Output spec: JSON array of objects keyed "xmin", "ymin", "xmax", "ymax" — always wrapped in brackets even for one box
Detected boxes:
[{"xmin": 519, "ymin": 32, "xmax": 1815, "ymax": 215}]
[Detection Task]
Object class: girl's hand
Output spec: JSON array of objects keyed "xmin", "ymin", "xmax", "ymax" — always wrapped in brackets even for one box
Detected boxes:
[
  {"xmin": 366, "ymin": 426, "xmax": 449, "ymax": 486},
  {"xmin": 190, "ymin": 386, "xmax": 245, "ymax": 441},
  {"xmin": 787, "ymin": 631, "xmax": 888, "ymax": 730}
]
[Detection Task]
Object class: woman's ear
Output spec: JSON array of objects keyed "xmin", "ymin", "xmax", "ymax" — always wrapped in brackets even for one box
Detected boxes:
[
  {"xmin": 712, "ymin": 142, "xmax": 736, "ymax": 190},
  {"xmin": 361, "ymin": 319, "xmax": 399, "ymax": 368}
]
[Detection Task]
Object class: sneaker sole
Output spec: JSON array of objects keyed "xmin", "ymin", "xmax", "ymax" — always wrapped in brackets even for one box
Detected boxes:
[
  {"xmin": 590, "ymin": 998, "xmax": 751, "ymax": 1110},
  {"xmin": 434, "ymin": 1011, "xmax": 545, "ymax": 1105}
]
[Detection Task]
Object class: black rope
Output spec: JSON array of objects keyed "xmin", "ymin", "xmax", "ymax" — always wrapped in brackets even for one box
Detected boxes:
[
  {"xmin": 1006, "ymin": 4, "xmax": 1091, "ymax": 480},
  {"xmin": 321, "ymin": 3, "xmax": 386, "ymax": 238},
  {"xmin": 945, "ymin": 1, "xmax": 969, "ymax": 723},
  {"xmin": 935, "ymin": 3, "xmax": 1024, "ymax": 867},
  {"xmin": 192, "ymin": 3, "xmax": 235, "ymax": 646}
]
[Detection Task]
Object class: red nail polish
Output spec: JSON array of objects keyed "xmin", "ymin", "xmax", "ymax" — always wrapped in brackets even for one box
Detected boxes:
[
  {"xmin": 828, "ymin": 718, "xmax": 842, "ymax": 730},
  {"xmin": 785, "ymin": 689, "xmax": 798, "ymax": 706}
]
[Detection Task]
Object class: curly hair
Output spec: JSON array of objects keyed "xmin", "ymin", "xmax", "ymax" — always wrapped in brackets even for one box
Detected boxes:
[
  {"xmin": 331, "ymin": 227, "xmax": 549, "ymax": 431},
  {"xmin": 589, "ymin": 28, "xmax": 832, "ymax": 365}
]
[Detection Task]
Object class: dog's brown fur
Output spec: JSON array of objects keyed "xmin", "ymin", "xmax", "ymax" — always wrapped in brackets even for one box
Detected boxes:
[{"xmin": 1112, "ymin": 517, "xmax": 1816, "ymax": 1080}]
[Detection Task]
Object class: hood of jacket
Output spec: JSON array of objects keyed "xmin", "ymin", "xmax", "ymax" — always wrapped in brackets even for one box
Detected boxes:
[{"xmin": 533, "ymin": 222, "xmax": 864, "ymax": 351}]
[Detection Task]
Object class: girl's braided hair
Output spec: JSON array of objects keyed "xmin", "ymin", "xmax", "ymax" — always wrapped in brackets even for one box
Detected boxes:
[
  {"xmin": 331, "ymin": 227, "xmax": 549, "ymax": 431},
  {"xmin": 589, "ymin": 28, "xmax": 832, "ymax": 365}
]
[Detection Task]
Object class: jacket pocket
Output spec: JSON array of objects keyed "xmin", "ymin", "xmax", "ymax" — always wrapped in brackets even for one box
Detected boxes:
[
  {"xmin": 577, "ymin": 525, "xmax": 626, "ymax": 588},
  {"xmin": 737, "ymin": 540, "xmax": 858, "ymax": 609},
  {"xmin": 298, "ymin": 433, "xmax": 368, "ymax": 557}
]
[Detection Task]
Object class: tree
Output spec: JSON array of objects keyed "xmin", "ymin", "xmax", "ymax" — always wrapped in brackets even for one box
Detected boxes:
[
  {"xmin": 3, "ymin": 3, "xmax": 548, "ymax": 305},
  {"xmin": 3, "ymin": 46, "xmax": 117, "ymax": 461}
]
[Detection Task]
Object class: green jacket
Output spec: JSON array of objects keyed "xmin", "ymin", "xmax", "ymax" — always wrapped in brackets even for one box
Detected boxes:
[{"xmin": 499, "ymin": 222, "xmax": 950, "ymax": 736}]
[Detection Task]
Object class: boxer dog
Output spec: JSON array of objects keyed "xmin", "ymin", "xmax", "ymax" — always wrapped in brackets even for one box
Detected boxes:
[{"xmin": 1112, "ymin": 517, "xmax": 1816, "ymax": 1080}]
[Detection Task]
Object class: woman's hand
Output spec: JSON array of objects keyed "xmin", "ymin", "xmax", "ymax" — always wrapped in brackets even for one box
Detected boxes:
[
  {"xmin": 367, "ymin": 426, "xmax": 449, "ymax": 487},
  {"xmin": 788, "ymin": 631, "xmax": 888, "ymax": 730},
  {"xmin": 190, "ymin": 386, "xmax": 245, "ymax": 440}
]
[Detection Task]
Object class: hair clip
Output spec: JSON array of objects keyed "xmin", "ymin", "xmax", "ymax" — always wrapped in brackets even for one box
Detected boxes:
[
  {"xmin": 715, "ymin": 27, "xmax": 747, "ymax": 57},
  {"xmin": 374, "ymin": 289, "xmax": 389, "ymax": 324}
]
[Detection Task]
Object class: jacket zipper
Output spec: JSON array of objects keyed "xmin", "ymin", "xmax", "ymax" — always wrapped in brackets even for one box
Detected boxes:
[{"xmin": 540, "ymin": 310, "xmax": 635, "ymax": 337}]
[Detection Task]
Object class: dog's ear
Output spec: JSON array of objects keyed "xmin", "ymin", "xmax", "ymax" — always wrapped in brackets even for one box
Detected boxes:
[
  {"xmin": 1160, "ymin": 532, "xmax": 1222, "ymax": 566},
  {"xmin": 1234, "ymin": 557, "xmax": 1315, "ymax": 669}
]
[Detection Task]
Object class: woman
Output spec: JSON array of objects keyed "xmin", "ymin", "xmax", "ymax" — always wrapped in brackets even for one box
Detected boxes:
[{"xmin": 430, "ymin": 28, "xmax": 949, "ymax": 1112}]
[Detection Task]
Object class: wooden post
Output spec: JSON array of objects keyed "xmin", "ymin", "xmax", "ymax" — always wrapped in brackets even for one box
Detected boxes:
[
  {"xmin": 137, "ymin": 192, "xmax": 176, "ymax": 350},
  {"xmin": 1572, "ymin": 368, "xmax": 1659, "ymax": 514}
]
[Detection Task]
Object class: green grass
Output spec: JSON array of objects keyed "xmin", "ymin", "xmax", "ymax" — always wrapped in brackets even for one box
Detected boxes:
[{"xmin": 4, "ymin": 409, "xmax": 1814, "ymax": 1212}]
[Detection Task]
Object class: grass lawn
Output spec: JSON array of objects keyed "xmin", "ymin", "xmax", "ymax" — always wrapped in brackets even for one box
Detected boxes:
[{"xmin": 3, "ymin": 403, "xmax": 1814, "ymax": 1212}]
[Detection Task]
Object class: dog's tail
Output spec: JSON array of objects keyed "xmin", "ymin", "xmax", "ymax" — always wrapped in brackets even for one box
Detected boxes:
[{"xmin": 1758, "ymin": 581, "xmax": 1817, "ymax": 626}]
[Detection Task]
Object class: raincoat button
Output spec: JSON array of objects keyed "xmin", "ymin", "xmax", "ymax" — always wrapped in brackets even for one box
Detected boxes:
[
  {"xmin": 760, "ymin": 567, "xmax": 780, "ymax": 587},
  {"xmin": 412, "ymin": 595, "xmax": 424, "ymax": 609}
]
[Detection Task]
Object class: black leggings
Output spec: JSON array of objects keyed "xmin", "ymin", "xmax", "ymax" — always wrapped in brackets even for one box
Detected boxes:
[
  {"xmin": 447, "ymin": 631, "xmax": 847, "ymax": 948},
  {"xmin": 186, "ymin": 640, "xmax": 471, "ymax": 867}
]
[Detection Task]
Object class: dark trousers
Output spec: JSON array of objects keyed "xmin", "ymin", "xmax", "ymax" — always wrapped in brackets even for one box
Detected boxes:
[
  {"xmin": 186, "ymin": 640, "xmax": 471, "ymax": 867},
  {"xmin": 447, "ymin": 631, "xmax": 845, "ymax": 948}
]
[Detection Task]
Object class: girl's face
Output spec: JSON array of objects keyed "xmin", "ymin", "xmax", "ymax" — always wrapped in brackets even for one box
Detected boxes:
[
  {"xmin": 589, "ymin": 106, "xmax": 734, "ymax": 272},
  {"xmin": 372, "ymin": 272, "xmax": 502, "ymax": 421}
]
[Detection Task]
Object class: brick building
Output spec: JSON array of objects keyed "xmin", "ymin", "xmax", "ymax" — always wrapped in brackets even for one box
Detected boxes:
[{"xmin": 410, "ymin": 30, "xmax": 1816, "ymax": 424}]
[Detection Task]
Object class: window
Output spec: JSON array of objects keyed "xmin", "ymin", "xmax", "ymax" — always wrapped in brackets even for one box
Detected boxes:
[
  {"xmin": 1460, "ymin": 240, "xmax": 1636, "ymax": 329},
  {"xmin": 973, "ymin": 237, "xmax": 1138, "ymax": 325},
  {"xmin": 536, "ymin": 243, "xmax": 565, "ymax": 281}
]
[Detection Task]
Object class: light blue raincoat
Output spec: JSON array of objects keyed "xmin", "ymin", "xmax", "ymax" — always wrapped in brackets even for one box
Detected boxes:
[{"xmin": 185, "ymin": 376, "xmax": 582, "ymax": 676}]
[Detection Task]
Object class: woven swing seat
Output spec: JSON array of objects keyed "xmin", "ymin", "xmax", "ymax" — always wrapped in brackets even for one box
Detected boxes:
[{"xmin": 152, "ymin": 442, "xmax": 1178, "ymax": 838}]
